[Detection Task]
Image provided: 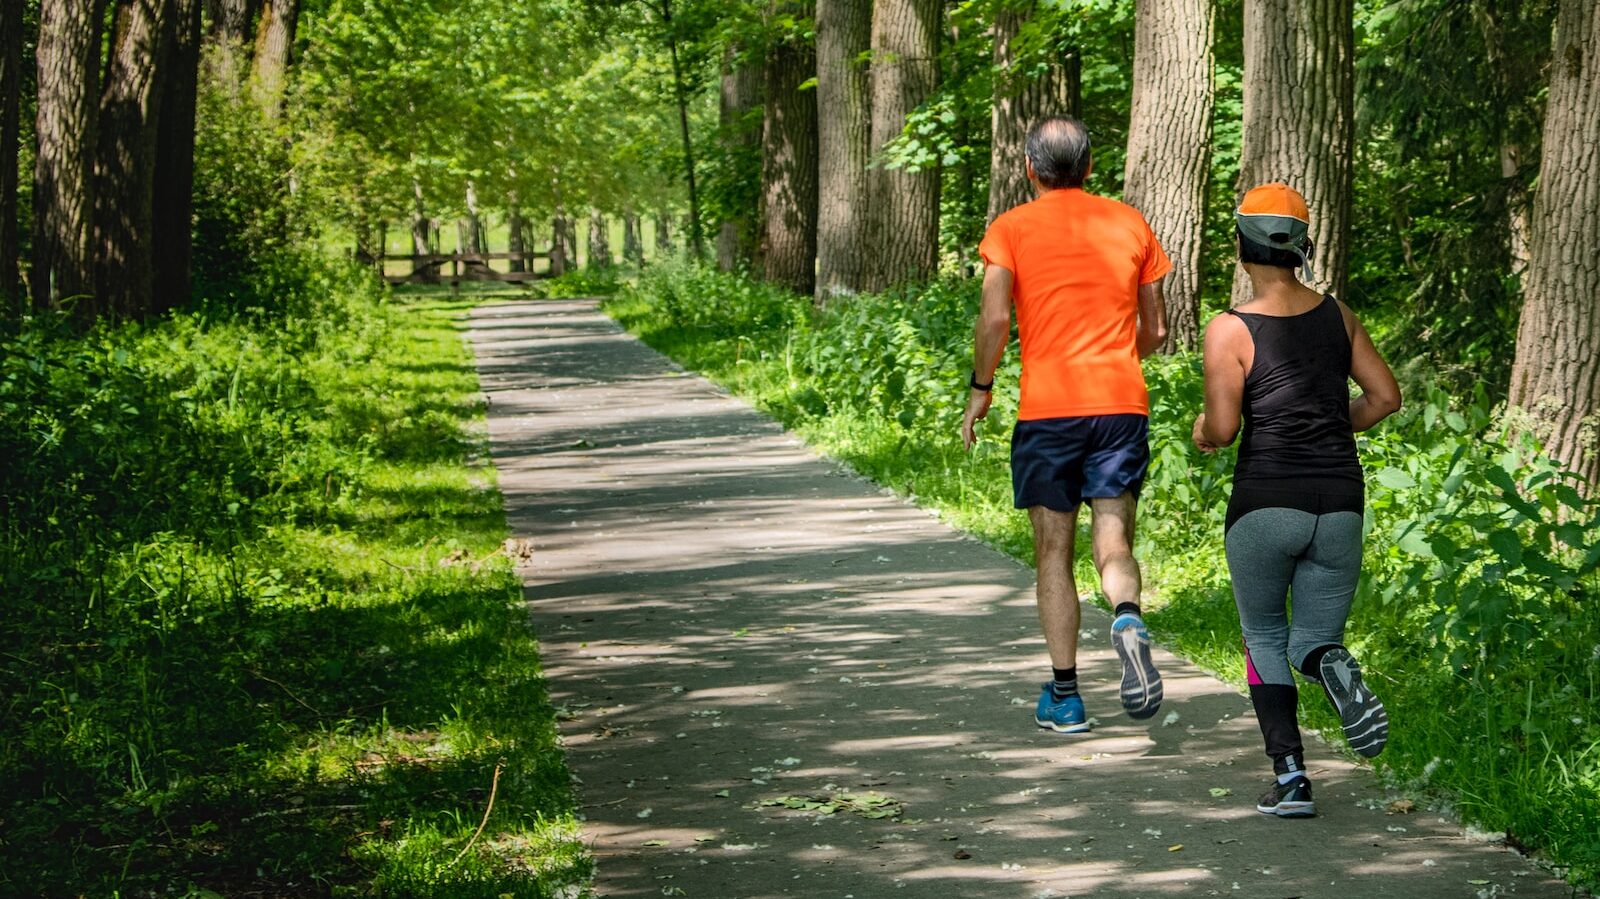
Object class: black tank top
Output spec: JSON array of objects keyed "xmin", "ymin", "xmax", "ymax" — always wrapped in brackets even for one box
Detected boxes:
[{"xmin": 1224, "ymin": 294, "xmax": 1363, "ymax": 529}]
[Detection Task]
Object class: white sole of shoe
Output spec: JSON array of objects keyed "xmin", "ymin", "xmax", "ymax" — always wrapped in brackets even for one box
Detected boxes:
[{"xmin": 1319, "ymin": 648, "xmax": 1389, "ymax": 758}]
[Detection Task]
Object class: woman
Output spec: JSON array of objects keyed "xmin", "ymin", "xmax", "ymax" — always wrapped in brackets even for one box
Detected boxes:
[{"xmin": 1193, "ymin": 183, "xmax": 1402, "ymax": 818}]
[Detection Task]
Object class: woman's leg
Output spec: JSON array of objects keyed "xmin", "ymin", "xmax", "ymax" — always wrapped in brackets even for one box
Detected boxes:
[
  {"xmin": 1287, "ymin": 510, "xmax": 1389, "ymax": 757},
  {"xmin": 1225, "ymin": 507, "xmax": 1315, "ymax": 776}
]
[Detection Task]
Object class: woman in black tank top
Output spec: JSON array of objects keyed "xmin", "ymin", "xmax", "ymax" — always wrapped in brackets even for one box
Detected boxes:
[{"xmin": 1191, "ymin": 183, "xmax": 1402, "ymax": 818}]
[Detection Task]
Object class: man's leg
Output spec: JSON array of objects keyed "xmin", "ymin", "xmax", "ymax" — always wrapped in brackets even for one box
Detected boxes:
[
  {"xmin": 1090, "ymin": 493, "xmax": 1164, "ymax": 719},
  {"xmin": 1029, "ymin": 505, "xmax": 1090, "ymax": 733},
  {"xmin": 1030, "ymin": 505, "xmax": 1081, "ymax": 668}
]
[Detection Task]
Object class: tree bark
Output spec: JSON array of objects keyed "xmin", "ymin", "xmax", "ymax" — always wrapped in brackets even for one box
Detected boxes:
[
  {"xmin": 759, "ymin": 23, "xmax": 818, "ymax": 295},
  {"xmin": 716, "ymin": 45, "xmax": 761, "ymax": 272},
  {"xmin": 410, "ymin": 177, "xmax": 436, "ymax": 282},
  {"xmin": 507, "ymin": 203, "xmax": 526, "ymax": 273},
  {"xmin": 549, "ymin": 214, "xmax": 570, "ymax": 276},
  {"xmin": 657, "ymin": 0, "xmax": 703, "ymax": 258},
  {"xmin": 655, "ymin": 211, "xmax": 672, "ymax": 254},
  {"xmin": 0, "ymin": 0, "xmax": 22, "ymax": 312},
  {"xmin": 459, "ymin": 180, "xmax": 490, "ymax": 276},
  {"xmin": 249, "ymin": 0, "xmax": 294, "ymax": 118},
  {"xmin": 1233, "ymin": 0, "xmax": 1354, "ymax": 305},
  {"xmin": 94, "ymin": 0, "xmax": 178, "ymax": 320},
  {"xmin": 623, "ymin": 210, "xmax": 644, "ymax": 265},
  {"xmin": 33, "ymin": 0, "xmax": 104, "ymax": 310},
  {"xmin": 814, "ymin": 0, "xmax": 871, "ymax": 302},
  {"xmin": 202, "ymin": 0, "xmax": 255, "ymax": 88},
  {"xmin": 988, "ymin": 0, "xmax": 1080, "ymax": 224},
  {"xmin": 1122, "ymin": 0, "xmax": 1213, "ymax": 351},
  {"xmin": 152, "ymin": 0, "xmax": 201, "ymax": 313},
  {"xmin": 867, "ymin": 0, "xmax": 941, "ymax": 290},
  {"xmin": 1508, "ymin": 0, "xmax": 1600, "ymax": 485},
  {"xmin": 587, "ymin": 210, "xmax": 611, "ymax": 269}
]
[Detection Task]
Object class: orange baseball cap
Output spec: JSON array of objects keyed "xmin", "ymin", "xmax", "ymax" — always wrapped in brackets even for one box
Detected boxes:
[{"xmin": 1236, "ymin": 182, "xmax": 1314, "ymax": 279}]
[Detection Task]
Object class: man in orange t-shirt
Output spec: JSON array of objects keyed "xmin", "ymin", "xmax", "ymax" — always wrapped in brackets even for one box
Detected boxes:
[{"xmin": 962, "ymin": 116, "xmax": 1170, "ymax": 734}]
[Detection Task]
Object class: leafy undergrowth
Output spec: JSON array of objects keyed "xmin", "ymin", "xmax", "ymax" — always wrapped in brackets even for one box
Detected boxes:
[
  {"xmin": 0, "ymin": 278, "xmax": 588, "ymax": 896},
  {"xmin": 604, "ymin": 260, "xmax": 1600, "ymax": 889}
]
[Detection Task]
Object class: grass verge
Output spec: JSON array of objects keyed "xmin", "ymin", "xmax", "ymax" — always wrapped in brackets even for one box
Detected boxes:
[{"xmin": 0, "ymin": 282, "xmax": 588, "ymax": 896}]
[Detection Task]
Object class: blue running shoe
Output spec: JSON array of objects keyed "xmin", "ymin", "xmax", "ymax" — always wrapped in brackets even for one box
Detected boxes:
[
  {"xmin": 1111, "ymin": 612, "xmax": 1164, "ymax": 719},
  {"xmin": 1035, "ymin": 683, "xmax": 1092, "ymax": 734}
]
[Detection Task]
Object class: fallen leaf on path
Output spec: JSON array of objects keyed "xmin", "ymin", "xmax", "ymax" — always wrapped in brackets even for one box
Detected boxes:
[
  {"xmin": 953, "ymin": 850, "xmax": 972, "ymax": 859},
  {"xmin": 713, "ymin": 790, "xmax": 730, "ymax": 798},
  {"xmin": 636, "ymin": 808, "xmax": 653, "ymax": 818},
  {"xmin": 1468, "ymin": 880, "xmax": 1491, "ymax": 886},
  {"xmin": 1168, "ymin": 844, "xmax": 1184, "ymax": 852},
  {"xmin": 642, "ymin": 839, "xmax": 669, "ymax": 847},
  {"xmin": 1387, "ymin": 799, "xmax": 1416, "ymax": 815},
  {"xmin": 1209, "ymin": 788, "xmax": 1232, "ymax": 798}
]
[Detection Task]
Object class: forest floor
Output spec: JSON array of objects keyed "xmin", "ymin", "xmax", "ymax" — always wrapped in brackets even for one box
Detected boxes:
[{"xmin": 468, "ymin": 298, "xmax": 1580, "ymax": 899}]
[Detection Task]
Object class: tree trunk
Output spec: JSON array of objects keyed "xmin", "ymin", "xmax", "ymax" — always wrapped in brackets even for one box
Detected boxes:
[
  {"xmin": 1122, "ymin": 0, "xmax": 1213, "ymax": 352},
  {"xmin": 1508, "ymin": 0, "xmax": 1600, "ymax": 485},
  {"xmin": 410, "ymin": 177, "xmax": 436, "ymax": 282},
  {"xmin": 1233, "ymin": 0, "xmax": 1354, "ymax": 305},
  {"xmin": 550, "ymin": 213, "xmax": 570, "ymax": 276},
  {"xmin": 655, "ymin": 212, "xmax": 672, "ymax": 254},
  {"xmin": 988, "ymin": 1, "xmax": 1080, "ymax": 224},
  {"xmin": 587, "ymin": 211, "xmax": 611, "ymax": 269},
  {"xmin": 0, "ymin": 0, "xmax": 22, "ymax": 312},
  {"xmin": 250, "ymin": 0, "xmax": 294, "ymax": 118},
  {"xmin": 507, "ymin": 204, "xmax": 525, "ymax": 273},
  {"xmin": 867, "ymin": 0, "xmax": 941, "ymax": 290},
  {"xmin": 460, "ymin": 180, "xmax": 490, "ymax": 276},
  {"xmin": 202, "ymin": 0, "xmax": 256, "ymax": 89},
  {"xmin": 33, "ymin": 0, "xmax": 103, "ymax": 311},
  {"xmin": 814, "ymin": 0, "xmax": 871, "ymax": 302},
  {"xmin": 657, "ymin": 0, "xmax": 703, "ymax": 258},
  {"xmin": 623, "ymin": 210, "xmax": 644, "ymax": 265},
  {"xmin": 716, "ymin": 45, "xmax": 761, "ymax": 272},
  {"xmin": 759, "ymin": 23, "xmax": 818, "ymax": 295},
  {"xmin": 152, "ymin": 0, "xmax": 201, "ymax": 313},
  {"xmin": 95, "ymin": 0, "xmax": 178, "ymax": 320}
]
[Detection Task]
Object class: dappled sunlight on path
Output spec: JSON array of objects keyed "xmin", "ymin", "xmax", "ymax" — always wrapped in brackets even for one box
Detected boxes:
[{"xmin": 470, "ymin": 299, "xmax": 1569, "ymax": 899}]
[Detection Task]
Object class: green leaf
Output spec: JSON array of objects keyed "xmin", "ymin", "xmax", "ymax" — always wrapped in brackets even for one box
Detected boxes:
[
  {"xmin": 1375, "ymin": 467, "xmax": 1416, "ymax": 490},
  {"xmin": 1486, "ymin": 529, "xmax": 1522, "ymax": 567}
]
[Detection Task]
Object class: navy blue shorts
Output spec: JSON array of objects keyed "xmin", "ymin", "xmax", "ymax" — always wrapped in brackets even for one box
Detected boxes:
[{"xmin": 1010, "ymin": 414, "xmax": 1150, "ymax": 511}]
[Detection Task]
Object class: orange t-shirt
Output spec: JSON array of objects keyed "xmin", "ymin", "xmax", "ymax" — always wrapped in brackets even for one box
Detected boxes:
[{"xmin": 978, "ymin": 188, "xmax": 1171, "ymax": 421}]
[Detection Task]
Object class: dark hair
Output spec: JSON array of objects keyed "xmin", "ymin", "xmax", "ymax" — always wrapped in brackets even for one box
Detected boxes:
[
  {"xmin": 1025, "ymin": 117, "xmax": 1092, "ymax": 189},
  {"xmin": 1237, "ymin": 227, "xmax": 1306, "ymax": 271}
]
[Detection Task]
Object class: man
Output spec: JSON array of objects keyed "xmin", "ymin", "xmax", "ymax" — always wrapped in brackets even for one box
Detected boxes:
[{"xmin": 962, "ymin": 116, "xmax": 1170, "ymax": 733}]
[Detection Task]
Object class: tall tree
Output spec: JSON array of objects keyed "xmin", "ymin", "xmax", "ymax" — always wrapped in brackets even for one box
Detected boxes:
[
  {"xmin": 250, "ymin": 0, "xmax": 295, "ymax": 117},
  {"xmin": 202, "ymin": 0, "xmax": 256, "ymax": 87},
  {"xmin": 33, "ymin": 0, "xmax": 103, "ymax": 309},
  {"xmin": 759, "ymin": 16, "xmax": 818, "ymax": 295},
  {"xmin": 715, "ymin": 45, "xmax": 761, "ymax": 272},
  {"xmin": 1508, "ymin": 0, "xmax": 1600, "ymax": 484},
  {"xmin": 987, "ymin": 0, "xmax": 1079, "ymax": 223},
  {"xmin": 1234, "ymin": 0, "xmax": 1354, "ymax": 305},
  {"xmin": 587, "ymin": 210, "xmax": 611, "ymax": 268},
  {"xmin": 0, "ymin": 0, "xmax": 22, "ymax": 311},
  {"xmin": 94, "ymin": 0, "xmax": 179, "ymax": 319},
  {"xmin": 623, "ymin": 210, "xmax": 643, "ymax": 264},
  {"xmin": 813, "ymin": 0, "xmax": 871, "ymax": 302},
  {"xmin": 866, "ymin": 0, "xmax": 940, "ymax": 289},
  {"xmin": 1122, "ymin": 0, "xmax": 1213, "ymax": 351},
  {"xmin": 655, "ymin": 0, "xmax": 702, "ymax": 258},
  {"xmin": 152, "ymin": 0, "xmax": 201, "ymax": 311}
]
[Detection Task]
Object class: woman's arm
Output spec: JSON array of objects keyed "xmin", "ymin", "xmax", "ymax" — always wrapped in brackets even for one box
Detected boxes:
[
  {"xmin": 1194, "ymin": 313, "xmax": 1249, "ymax": 452},
  {"xmin": 1343, "ymin": 305, "xmax": 1401, "ymax": 431}
]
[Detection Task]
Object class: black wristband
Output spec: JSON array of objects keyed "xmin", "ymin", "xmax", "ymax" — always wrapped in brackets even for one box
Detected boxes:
[{"xmin": 969, "ymin": 371, "xmax": 993, "ymax": 392}]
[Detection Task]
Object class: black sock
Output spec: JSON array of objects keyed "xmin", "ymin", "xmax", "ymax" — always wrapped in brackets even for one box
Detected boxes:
[
  {"xmin": 1113, "ymin": 602, "xmax": 1141, "ymax": 619},
  {"xmin": 1051, "ymin": 667, "xmax": 1078, "ymax": 699},
  {"xmin": 1299, "ymin": 644, "xmax": 1340, "ymax": 680}
]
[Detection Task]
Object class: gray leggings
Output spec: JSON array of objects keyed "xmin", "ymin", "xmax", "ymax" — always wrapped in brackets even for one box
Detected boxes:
[{"xmin": 1225, "ymin": 507, "xmax": 1363, "ymax": 687}]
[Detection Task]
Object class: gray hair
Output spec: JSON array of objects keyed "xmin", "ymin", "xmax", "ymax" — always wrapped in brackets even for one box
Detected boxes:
[{"xmin": 1025, "ymin": 117, "xmax": 1091, "ymax": 189}]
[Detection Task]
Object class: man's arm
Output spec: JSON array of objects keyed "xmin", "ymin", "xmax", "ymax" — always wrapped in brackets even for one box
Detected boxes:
[
  {"xmin": 1135, "ymin": 280, "xmax": 1168, "ymax": 358},
  {"xmin": 962, "ymin": 264, "xmax": 1014, "ymax": 450}
]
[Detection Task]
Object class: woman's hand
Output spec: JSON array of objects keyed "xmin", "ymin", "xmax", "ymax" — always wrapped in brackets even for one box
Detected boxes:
[{"xmin": 1192, "ymin": 413, "xmax": 1219, "ymax": 453}]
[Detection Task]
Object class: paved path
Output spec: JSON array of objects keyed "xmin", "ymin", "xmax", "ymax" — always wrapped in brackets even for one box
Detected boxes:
[{"xmin": 468, "ymin": 299, "xmax": 1572, "ymax": 899}]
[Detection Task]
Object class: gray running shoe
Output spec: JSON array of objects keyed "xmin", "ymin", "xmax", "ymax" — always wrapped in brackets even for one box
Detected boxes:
[
  {"xmin": 1111, "ymin": 612, "xmax": 1163, "ymax": 719},
  {"xmin": 1318, "ymin": 647, "xmax": 1389, "ymax": 758},
  {"xmin": 1256, "ymin": 776, "xmax": 1316, "ymax": 817}
]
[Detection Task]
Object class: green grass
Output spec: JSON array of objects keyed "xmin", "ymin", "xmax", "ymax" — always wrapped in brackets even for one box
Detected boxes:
[
  {"xmin": 0, "ymin": 281, "xmax": 588, "ymax": 896},
  {"xmin": 603, "ymin": 261, "xmax": 1600, "ymax": 890}
]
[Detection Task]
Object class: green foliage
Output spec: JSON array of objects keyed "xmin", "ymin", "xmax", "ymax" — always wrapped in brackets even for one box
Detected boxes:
[
  {"xmin": 0, "ymin": 280, "xmax": 587, "ymax": 895},
  {"xmin": 611, "ymin": 262, "xmax": 1600, "ymax": 888}
]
